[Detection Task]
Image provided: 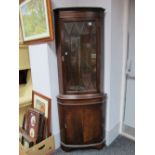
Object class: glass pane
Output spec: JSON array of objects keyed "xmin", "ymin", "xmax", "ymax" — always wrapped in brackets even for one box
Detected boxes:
[{"xmin": 63, "ymin": 21, "xmax": 97, "ymax": 92}]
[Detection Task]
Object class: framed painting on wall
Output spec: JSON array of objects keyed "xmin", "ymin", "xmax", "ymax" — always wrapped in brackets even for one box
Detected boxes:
[
  {"xmin": 32, "ymin": 90, "xmax": 51, "ymax": 136},
  {"xmin": 19, "ymin": 0, "xmax": 54, "ymax": 45}
]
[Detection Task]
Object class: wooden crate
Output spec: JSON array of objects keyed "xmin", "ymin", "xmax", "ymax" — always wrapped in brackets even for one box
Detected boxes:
[{"xmin": 19, "ymin": 136, "xmax": 55, "ymax": 155}]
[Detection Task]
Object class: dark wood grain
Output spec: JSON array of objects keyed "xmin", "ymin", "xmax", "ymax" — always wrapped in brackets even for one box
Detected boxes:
[
  {"xmin": 65, "ymin": 107, "xmax": 83, "ymax": 144},
  {"xmin": 83, "ymin": 104, "xmax": 103, "ymax": 144}
]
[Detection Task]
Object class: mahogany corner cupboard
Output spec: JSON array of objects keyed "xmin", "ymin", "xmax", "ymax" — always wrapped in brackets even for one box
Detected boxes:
[{"xmin": 54, "ymin": 8, "xmax": 106, "ymax": 151}]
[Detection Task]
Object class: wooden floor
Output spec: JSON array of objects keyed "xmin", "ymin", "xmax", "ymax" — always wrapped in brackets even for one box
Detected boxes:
[{"xmin": 53, "ymin": 136, "xmax": 135, "ymax": 155}]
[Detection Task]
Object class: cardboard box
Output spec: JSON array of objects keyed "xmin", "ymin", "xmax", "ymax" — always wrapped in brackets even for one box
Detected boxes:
[{"xmin": 19, "ymin": 136, "xmax": 55, "ymax": 155}]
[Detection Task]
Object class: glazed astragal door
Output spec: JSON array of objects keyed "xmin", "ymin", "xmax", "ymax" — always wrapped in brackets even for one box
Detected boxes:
[{"xmin": 61, "ymin": 20, "xmax": 98, "ymax": 93}]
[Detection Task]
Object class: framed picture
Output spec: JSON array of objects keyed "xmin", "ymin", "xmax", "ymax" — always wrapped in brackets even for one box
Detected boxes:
[
  {"xmin": 32, "ymin": 91, "xmax": 51, "ymax": 136},
  {"xmin": 27, "ymin": 108, "xmax": 45, "ymax": 143},
  {"xmin": 19, "ymin": 0, "xmax": 54, "ymax": 44}
]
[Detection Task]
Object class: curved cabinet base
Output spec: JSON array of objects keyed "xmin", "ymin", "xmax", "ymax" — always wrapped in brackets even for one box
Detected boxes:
[
  {"xmin": 57, "ymin": 93, "xmax": 106, "ymax": 152},
  {"xmin": 61, "ymin": 140, "xmax": 105, "ymax": 152}
]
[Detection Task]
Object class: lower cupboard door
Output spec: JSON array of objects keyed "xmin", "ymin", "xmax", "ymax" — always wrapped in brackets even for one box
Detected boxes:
[
  {"xmin": 64, "ymin": 107, "xmax": 83, "ymax": 144},
  {"xmin": 83, "ymin": 104, "xmax": 103, "ymax": 144}
]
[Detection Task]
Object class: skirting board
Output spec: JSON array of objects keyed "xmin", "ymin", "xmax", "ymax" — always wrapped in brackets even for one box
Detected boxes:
[
  {"xmin": 121, "ymin": 124, "xmax": 135, "ymax": 141},
  {"xmin": 106, "ymin": 122, "xmax": 120, "ymax": 146}
]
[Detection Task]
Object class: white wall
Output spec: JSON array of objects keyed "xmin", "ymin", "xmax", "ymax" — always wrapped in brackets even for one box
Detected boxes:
[
  {"xmin": 124, "ymin": 80, "xmax": 135, "ymax": 128},
  {"xmin": 29, "ymin": 44, "xmax": 52, "ymax": 97},
  {"xmin": 123, "ymin": 0, "xmax": 135, "ymax": 131},
  {"xmin": 47, "ymin": 42, "xmax": 60, "ymax": 147},
  {"xmin": 107, "ymin": 0, "xmax": 125, "ymax": 144},
  {"xmin": 29, "ymin": 0, "xmax": 127, "ymax": 149},
  {"xmin": 110, "ymin": 0, "xmax": 124, "ymax": 128}
]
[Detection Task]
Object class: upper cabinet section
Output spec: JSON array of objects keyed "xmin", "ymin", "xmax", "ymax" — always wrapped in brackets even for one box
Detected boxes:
[{"xmin": 54, "ymin": 8, "xmax": 104, "ymax": 94}]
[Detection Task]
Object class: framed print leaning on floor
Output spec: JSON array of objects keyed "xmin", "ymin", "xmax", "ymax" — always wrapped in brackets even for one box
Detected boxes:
[
  {"xmin": 32, "ymin": 90, "xmax": 51, "ymax": 136},
  {"xmin": 19, "ymin": 0, "xmax": 54, "ymax": 44}
]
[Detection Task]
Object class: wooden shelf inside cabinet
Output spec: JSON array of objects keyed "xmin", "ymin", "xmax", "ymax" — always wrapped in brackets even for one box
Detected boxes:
[{"xmin": 54, "ymin": 7, "xmax": 106, "ymax": 151}]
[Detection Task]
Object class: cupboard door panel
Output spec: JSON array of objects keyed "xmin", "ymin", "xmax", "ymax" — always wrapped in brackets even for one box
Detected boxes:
[
  {"xmin": 83, "ymin": 104, "xmax": 103, "ymax": 144},
  {"xmin": 58, "ymin": 104, "xmax": 66, "ymax": 143},
  {"xmin": 64, "ymin": 107, "xmax": 83, "ymax": 144}
]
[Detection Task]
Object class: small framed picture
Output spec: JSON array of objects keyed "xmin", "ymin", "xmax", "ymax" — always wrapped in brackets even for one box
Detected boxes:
[
  {"xmin": 32, "ymin": 90, "xmax": 51, "ymax": 136},
  {"xmin": 19, "ymin": 0, "xmax": 54, "ymax": 44},
  {"xmin": 27, "ymin": 108, "xmax": 42, "ymax": 141}
]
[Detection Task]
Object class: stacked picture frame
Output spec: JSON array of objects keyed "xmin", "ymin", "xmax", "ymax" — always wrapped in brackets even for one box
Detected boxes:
[
  {"xmin": 20, "ymin": 91, "xmax": 52, "ymax": 149},
  {"xmin": 32, "ymin": 91, "xmax": 51, "ymax": 137}
]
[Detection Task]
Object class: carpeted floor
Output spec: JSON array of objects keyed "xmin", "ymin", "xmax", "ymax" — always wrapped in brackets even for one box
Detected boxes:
[{"xmin": 53, "ymin": 136, "xmax": 135, "ymax": 155}]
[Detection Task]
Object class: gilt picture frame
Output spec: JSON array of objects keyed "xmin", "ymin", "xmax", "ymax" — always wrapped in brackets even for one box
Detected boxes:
[
  {"xmin": 19, "ymin": 0, "xmax": 54, "ymax": 44},
  {"xmin": 32, "ymin": 90, "xmax": 51, "ymax": 136}
]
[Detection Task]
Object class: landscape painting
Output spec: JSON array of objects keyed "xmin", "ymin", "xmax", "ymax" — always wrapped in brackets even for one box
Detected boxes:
[{"xmin": 19, "ymin": 0, "xmax": 54, "ymax": 44}]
